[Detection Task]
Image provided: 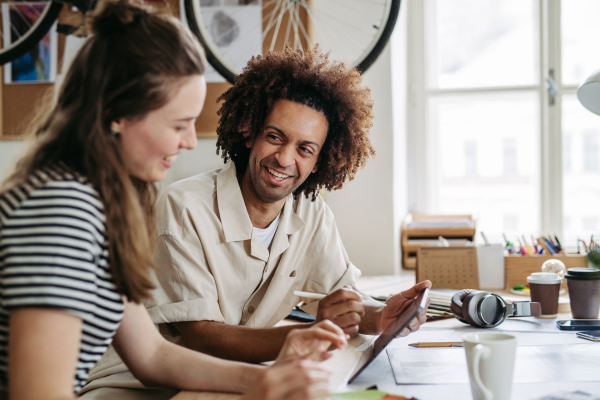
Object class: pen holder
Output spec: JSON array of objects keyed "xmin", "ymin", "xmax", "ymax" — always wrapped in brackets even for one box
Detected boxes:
[{"xmin": 504, "ymin": 254, "xmax": 588, "ymax": 291}]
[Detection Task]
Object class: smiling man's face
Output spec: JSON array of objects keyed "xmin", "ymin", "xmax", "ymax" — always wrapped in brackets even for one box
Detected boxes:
[{"xmin": 242, "ymin": 99, "xmax": 329, "ymax": 204}]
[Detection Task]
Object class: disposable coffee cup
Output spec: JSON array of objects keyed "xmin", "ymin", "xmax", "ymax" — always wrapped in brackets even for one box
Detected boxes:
[
  {"xmin": 527, "ymin": 272, "xmax": 562, "ymax": 318},
  {"xmin": 565, "ymin": 268, "xmax": 600, "ymax": 319}
]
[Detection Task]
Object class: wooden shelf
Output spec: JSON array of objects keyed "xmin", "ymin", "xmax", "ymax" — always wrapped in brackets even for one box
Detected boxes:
[{"xmin": 401, "ymin": 213, "xmax": 476, "ymax": 270}]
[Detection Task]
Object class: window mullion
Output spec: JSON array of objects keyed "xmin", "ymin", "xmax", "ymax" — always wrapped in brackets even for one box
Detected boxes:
[
  {"xmin": 542, "ymin": 0, "xmax": 564, "ymax": 236},
  {"xmin": 407, "ymin": 0, "xmax": 428, "ymax": 213}
]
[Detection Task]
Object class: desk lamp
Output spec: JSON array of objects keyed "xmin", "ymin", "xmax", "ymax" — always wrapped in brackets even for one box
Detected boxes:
[{"xmin": 577, "ymin": 68, "xmax": 600, "ymax": 115}]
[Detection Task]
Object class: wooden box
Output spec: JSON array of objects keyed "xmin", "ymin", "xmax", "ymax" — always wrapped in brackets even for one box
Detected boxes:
[{"xmin": 504, "ymin": 254, "xmax": 589, "ymax": 290}]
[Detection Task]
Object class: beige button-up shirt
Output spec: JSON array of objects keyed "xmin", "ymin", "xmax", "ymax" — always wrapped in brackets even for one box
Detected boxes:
[
  {"xmin": 146, "ymin": 161, "xmax": 361, "ymax": 328},
  {"xmin": 81, "ymin": 162, "xmax": 360, "ymax": 395}
]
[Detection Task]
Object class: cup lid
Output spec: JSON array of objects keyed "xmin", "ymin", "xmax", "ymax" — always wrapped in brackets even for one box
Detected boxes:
[
  {"xmin": 527, "ymin": 272, "xmax": 562, "ymax": 284},
  {"xmin": 565, "ymin": 268, "xmax": 600, "ymax": 280}
]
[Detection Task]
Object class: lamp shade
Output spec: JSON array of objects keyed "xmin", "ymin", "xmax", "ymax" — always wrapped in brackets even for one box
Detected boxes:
[{"xmin": 577, "ymin": 68, "xmax": 600, "ymax": 116}]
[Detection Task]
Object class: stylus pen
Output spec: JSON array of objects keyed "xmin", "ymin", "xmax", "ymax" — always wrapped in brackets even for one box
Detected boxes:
[
  {"xmin": 408, "ymin": 342, "xmax": 463, "ymax": 348},
  {"xmin": 293, "ymin": 291, "xmax": 386, "ymax": 308}
]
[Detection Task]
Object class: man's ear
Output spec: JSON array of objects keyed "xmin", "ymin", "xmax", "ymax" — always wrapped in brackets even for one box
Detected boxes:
[
  {"xmin": 312, "ymin": 161, "xmax": 319, "ymax": 173},
  {"xmin": 245, "ymin": 136, "xmax": 254, "ymax": 149}
]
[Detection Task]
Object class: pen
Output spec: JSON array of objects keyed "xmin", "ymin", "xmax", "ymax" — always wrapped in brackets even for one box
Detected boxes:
[
  {"xmin": 522, "ymin": 236, "xmax": 532, "ymax": 255},
  {"xmin": 544, "ymin": 237, "xmax": 558, "ymax": 255},
  {"xmin": 554, "ymin": 235, "xmax": 562, "ymax": 252},
  {"xmin": 481, "ymin": 232, "xmax": 489, "ymax": 246},
  {"xmin": 408, "ymin": 342, "xmax": 463, "ymax": 348},
  {"xmin": 518, "ymin": 238, "xmax": 528, "ymax": 256},
  {"xmin": 293, "ymin": 291, "xmax": 386, "ymax": 308}
]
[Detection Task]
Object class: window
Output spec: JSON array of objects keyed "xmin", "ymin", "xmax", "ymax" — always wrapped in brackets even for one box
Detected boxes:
[
  {"xmin": 464, "ymin": 141, "xmax": 477, "ymax": 176},
  {"xmin": 583, "ymin": 133, "xmax": 599, "ymax": 172},
  {"xmin": 562, "ymin": 134, "xmax": 571, "ymax": 172},
  {"xmin": 503, "ymin": 138, "xmax": 517, "ymax": 175},
  {"xmin": 407, "ymin": 0, "xmax": 600, "ymax": 244}
]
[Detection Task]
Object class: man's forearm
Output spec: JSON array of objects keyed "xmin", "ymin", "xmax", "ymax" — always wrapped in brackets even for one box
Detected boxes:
[{"xmin": 174, "ymin": 320, "xmax": 311, "ymax": 363}]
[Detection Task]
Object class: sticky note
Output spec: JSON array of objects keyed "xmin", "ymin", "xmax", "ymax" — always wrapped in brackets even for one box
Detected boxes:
[{"xmin": 331, "ymin": 390, "xmax": 415, "ymax": 400}]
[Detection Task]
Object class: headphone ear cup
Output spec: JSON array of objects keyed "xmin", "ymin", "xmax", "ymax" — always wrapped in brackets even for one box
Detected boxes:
[
  {"xmin": 451, "ymin": 289, "xmax": 477, "ymax": 323},
  {"xmin": 461, "ymin": 292, "xmax": 481, "ymax": 327}
]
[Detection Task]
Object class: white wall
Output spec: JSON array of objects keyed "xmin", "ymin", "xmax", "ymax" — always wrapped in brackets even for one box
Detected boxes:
[
  {"xmin": 0, "ymin": 138, "xmax": 224, "ymax": 185},
  {"xmin": 325, "ymin": 7, "xmax": 408, "ymax": 276},
  {"xmin": 0, "ymin": 141, "xmax": 27, "ymax": 180}
]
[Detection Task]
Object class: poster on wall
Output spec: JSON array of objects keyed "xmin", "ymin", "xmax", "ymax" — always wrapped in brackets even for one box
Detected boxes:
[
  {"xmin": 180, "ymin": 0, "xmax": 262, "ymax": 83},
  {"xmin": 2, "ymin": 2, "xmax": 57, "ymax": 84}
]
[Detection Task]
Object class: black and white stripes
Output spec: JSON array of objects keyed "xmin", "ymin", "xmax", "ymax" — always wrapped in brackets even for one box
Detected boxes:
[{"xmin": 0, "ymin": 168, "xmax": 124, "ymax": 393}]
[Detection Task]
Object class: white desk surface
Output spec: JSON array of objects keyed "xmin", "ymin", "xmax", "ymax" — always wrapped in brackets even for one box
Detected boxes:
[{"xmin": 172, "ymin": 275, "xmax": 600, "ymax": 400}]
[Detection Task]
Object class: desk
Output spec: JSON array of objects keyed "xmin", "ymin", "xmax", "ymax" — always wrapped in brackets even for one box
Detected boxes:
[{"xmin": 171, "ymin": 275, "xmax": 600, "ymax": 400}]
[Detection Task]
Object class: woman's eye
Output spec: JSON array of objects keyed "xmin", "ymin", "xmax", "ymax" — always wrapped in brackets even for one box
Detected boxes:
[{"xmin": 176, "ymin": 126, "xmax": 187, "ymax": 131}]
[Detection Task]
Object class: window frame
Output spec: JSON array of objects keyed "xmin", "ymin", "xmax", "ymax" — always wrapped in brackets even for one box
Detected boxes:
[{"xmin": 406, "ymin": 0, "xmax": 572, "ymax": 238}]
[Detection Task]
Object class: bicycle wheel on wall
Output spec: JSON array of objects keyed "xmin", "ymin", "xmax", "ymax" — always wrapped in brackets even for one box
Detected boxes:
[
  {"xmin": 0, "ymin": 0, "xmax": 63, "ymax": 66},
  {"xmin": 185, "ymin": 0, "xmax": 401, "ymax": 84}
]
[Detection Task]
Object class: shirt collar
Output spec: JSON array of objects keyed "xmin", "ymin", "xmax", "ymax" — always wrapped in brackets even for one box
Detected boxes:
[{"xmin": 216, "ymin": 162, "xmax": 306, "ymax": 248}]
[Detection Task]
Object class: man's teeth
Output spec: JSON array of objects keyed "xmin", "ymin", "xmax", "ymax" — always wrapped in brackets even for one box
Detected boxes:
[
  {"xmin": 268, "ymin": 168, "xmax": 290, "ymax": 180},
  {"xmin": 164, "ymin": 155, "xmax": 177, "ymax": 163}
]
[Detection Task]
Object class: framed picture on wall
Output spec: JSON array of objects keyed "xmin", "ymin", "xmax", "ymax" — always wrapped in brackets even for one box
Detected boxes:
[{"xmin": 2, "ymin": 2, "xmax": 57, "ymax": 84}]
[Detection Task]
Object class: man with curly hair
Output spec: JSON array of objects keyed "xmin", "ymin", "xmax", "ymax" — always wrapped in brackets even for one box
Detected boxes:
[{"xmin": 143, "ymin": 47, "xmax": 431, "ymax": 362}]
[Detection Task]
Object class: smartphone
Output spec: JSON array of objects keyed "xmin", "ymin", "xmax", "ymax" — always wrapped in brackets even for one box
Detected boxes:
[
  {"xmin": 557, "ymin": 319, "xmax": 600, "ymax": 331},
  {"xmin": 576, "ymin": 331, "xmax": 600, "ymax": 341}
]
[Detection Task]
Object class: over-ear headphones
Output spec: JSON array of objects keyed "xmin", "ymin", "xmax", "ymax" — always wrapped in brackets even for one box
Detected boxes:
[{"xmin": 451, "ymin": 289, "xmax": 542, "ymax": 328}]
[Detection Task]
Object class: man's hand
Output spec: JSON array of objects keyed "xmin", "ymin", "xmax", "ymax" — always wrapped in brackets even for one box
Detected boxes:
[
  {"xmin": 315, "ymin": 286, "xmax": 365, "ymax": 337},
  {"xmin": 275, "ymin": 320, "xmax": 347, "ymax": 365},
  {"xmin": 380, "ymin": 280, "xmax": 431, "ymax": 337}
]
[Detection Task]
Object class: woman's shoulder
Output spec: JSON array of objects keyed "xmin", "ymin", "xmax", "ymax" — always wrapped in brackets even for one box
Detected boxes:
[{"xmin": 0, "ymin": 165, "xmax": 106, "ymax": 236}]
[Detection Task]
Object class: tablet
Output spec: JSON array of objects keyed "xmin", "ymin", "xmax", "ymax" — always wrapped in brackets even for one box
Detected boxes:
[{"xmin": 347, "ymin": 288, "xmax": 429, "ymax": 384}]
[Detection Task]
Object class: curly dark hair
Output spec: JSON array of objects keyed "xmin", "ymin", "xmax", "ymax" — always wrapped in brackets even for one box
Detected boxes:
[{"xmin": 215, "ymin": 46, "xmax": 375, "ymax": 201}]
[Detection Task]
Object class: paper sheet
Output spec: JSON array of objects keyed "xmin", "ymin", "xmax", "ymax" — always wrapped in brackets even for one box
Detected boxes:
[
  {"xmin": 374, "ymin": 382, "xmax": 600, "ymax": 400},
  {"xmin": 533, "ymin": 391, "xmax": 600, "ymax": 400},
  {"xmin": 419, "ymin": 316, "xmax": 565, "ymax": 333},
  {"xmin": 356, "ymin": 329, "xmax": 583, "ymax": 352},
  {"xmin": 388, "ymin": 343, "xmax": 600, "ymax": 385}
]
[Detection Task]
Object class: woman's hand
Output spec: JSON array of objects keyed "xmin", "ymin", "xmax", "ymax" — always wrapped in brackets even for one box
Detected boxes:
[
  {"xmin": 240, "ymin": 360, "xmax": 331, "ymax": 400},
  {"xmin": 275, "ymin": 320, "xmax": 347, "ymax": 364},
  {"xmin": 242, "ymin": 321, "xmax": 346, "ymax": 400}
]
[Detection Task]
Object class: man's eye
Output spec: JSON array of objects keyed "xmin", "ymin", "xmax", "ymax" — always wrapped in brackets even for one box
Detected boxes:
[
  {"xmin": 267, "ymin": 134, "xmax": 281, "ymax": 141},
  {"xmin": 300, "ymin": 147, "xmax": 313, "ymax": 155}
]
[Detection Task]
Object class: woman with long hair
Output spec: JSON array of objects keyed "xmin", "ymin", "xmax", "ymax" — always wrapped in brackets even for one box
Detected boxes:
[{"xmin": 0, "ymin": 1, "xmax": 346, "ymax": 399}]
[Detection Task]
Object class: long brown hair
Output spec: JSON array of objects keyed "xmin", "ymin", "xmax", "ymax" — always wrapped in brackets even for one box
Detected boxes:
[{"xmin": 0, "ymin": 0, "xmax": 206, "ymax": 302}]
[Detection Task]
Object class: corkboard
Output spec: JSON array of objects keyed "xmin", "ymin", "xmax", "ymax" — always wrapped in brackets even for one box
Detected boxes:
[{"xmin": 0, "ymin": 0, "xmax": 229, "ymax": 140}]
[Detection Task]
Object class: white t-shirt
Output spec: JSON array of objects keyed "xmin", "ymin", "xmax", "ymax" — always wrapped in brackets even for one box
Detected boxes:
[{"xmin": 253, "ymin": 212, "xmax": 281, "ymax": 249}]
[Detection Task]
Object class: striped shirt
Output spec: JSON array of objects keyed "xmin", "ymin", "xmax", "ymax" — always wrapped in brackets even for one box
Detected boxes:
[{"xmin": 0, "ymin": 167, "xmax": 124, "ymax": 393}]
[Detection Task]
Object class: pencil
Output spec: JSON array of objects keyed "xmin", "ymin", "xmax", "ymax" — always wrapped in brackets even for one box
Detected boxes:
[
  {"xmin": 293, "ymin": 291, "xmax": 386, "ymax": 308},
  {"xmin": 408, "ymin": 342, "xmax": 463, "ymax": 348}
]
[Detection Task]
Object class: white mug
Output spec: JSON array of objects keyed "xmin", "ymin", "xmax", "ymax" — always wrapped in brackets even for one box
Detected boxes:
[{"xmin": 463, "ymin": 333, "xmax": 517, "ymax": 400}]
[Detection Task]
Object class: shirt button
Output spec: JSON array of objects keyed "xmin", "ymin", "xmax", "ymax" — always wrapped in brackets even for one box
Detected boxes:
[{"xmin": 248, "ymin": 306, "xmax": 255, "ymax": 314}]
